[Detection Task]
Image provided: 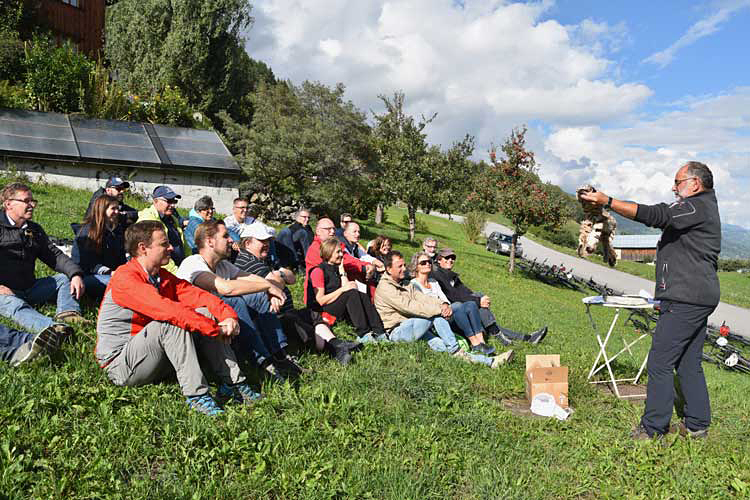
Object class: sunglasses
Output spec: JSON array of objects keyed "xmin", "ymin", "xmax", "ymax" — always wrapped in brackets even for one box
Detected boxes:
[
  {"xmin": 418, "ymin": 260, "xmax": 432, "ymax": 266},
  {"xmin": 442, "ymin": 255, "xmax": 456, "ymax": 261}
]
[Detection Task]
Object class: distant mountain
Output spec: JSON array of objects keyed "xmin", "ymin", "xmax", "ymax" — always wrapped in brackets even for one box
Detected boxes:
[{"xmin": 611, "ymin": 214, "xmax": 750, "ymax": 259}]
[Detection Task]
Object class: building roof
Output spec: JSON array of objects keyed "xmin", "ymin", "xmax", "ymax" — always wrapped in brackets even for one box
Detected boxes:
[
  {"xmin": 612, "ymin": 234, "xmax": 661, "ymax": 249},
  {"xmin": 0, "ymin": 109, "xmax": 239, "ymax": 173}
]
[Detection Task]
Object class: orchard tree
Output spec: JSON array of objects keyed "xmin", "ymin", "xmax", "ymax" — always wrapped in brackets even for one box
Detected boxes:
[{"xmin": 486, "ymin": 127, "xmax": 571, "ymax": 272}]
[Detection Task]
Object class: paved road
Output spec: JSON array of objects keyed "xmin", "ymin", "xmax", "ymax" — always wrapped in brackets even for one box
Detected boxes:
[{"xmin": 482, "ymin": 220, "xmax": 750, "ymax": 334}]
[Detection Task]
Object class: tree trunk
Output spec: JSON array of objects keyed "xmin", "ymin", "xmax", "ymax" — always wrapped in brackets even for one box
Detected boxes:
[
  {"xmin": 408, "ymin": 204, "xmax": 416, "ymax": 242},
  {"xmin": 509, "ymin": 232, "xmax": 518, "ymax": 273},
  {"xmin": 375, "ymin": 203, "xmax": 383, "ymax": 224}
]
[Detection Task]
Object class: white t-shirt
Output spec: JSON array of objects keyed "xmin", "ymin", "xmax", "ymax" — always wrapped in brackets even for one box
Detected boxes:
[
  {"xmin": 176, "ymin": 254, "xmax": 242, "ymax": 296},
  {"xmin": 410, "ymin": 278, "xmax": 450, "ymax": 304}
]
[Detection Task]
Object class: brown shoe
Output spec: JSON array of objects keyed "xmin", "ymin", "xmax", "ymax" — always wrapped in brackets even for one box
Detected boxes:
[
  {"xmin": 54, "ymin": 311, "xmax": 93, "ymax": 326},
  {"xmin": 678, "ymin": 421, "xmax": 708, "ymax": 440},
  {"xmin": 631, "ymin": 423, "xmax": 662, "ymax": 441}
]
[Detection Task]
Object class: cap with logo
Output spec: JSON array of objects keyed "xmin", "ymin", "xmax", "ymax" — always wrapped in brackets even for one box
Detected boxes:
[
  {"xmin": 152, "ymin": 185, "xmax": 181, "ymax": 200},
  {"xmin": 106, "ymin": 176, "xmax": 130, "ymax": 189}
]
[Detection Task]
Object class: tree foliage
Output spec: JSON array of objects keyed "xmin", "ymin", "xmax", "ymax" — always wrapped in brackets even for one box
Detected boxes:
[
  {"xmin": 105, "ymin": 0, "xmax": 274, "ymax": 125},
  {"xmin": 220, "ymin": 81, "xmax": 378, "ymax": 220}
]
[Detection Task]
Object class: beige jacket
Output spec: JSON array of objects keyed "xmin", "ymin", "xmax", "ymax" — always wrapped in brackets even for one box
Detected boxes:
[{"xmin": 374, "ymin": 273, "xmax": 444, "ymax": 331}]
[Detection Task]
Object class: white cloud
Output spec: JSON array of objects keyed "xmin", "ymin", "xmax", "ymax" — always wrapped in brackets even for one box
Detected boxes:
[{"xmin": 643, "ymin": 0, "xmax": 750, "ymax": 68}]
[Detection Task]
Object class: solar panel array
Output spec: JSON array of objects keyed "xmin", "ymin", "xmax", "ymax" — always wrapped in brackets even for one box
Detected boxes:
[{"xmin": 0, "ymin": 109, "xmax": 239, "ymax": 172}]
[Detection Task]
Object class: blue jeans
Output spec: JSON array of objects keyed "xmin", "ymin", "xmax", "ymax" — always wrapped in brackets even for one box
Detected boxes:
[
  {"xmin": 0, "ymin": 324, "xmax": 34, "ymax": 362},
  {"xmin": 451, "ymin": 301, "xmax": 484, "ymax": 337},
  {"xmin": 83, "ymin": 274, "xmax": 111, "ymax": 298},
  {"xmin": 223, "ymin": 292, "xmax": 287, "ymax": 366},
  {"xmin": 0, "ymin": 274, "xmax": 80, "ymax": 333},
  {"xmin": 389, "ymin": 317, "xmax": 492, "ymax": 367}
]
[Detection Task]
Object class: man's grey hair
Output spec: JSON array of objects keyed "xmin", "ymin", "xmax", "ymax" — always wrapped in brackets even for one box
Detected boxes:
[
  {"xmin": 423, "ymin": 237, "xmax": 437, "ymax": 246},
  {"xmin": 684, "ymin": 161, "xmax": 713, "ymax": 190},
  {"xmin": 194, "ymin": 195, "xmax": 214, "ymax": 212},
  {"xmin": 294, "ymin": 207, "xmax": 310, "ymax": 219}
]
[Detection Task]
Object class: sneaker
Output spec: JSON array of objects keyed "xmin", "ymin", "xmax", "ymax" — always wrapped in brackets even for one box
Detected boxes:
[
  {"xmin": 490, "ymin": 349, "xmax": 514, "ymax": 368},
  {"xmin": 630, "ymin": 423, "xmax": 662, "ymax": 441},
  {"xmin": 10, "ymin": 326, "xmax": 60, "ymax": 367},
  {"xmin": 678, "ymin": 421, "xmax": 708, "ymax": 440},
  {"xmin": 186, "ymin": 394, "xmax": 224, "ymax": 416},
  {"xmin": 470, "ymin": 342, "xmax": 496, "ymax": 356},
  {"xmin": 52, "ymin": 323, "xmax": 74, "ymax": 345},
  {"xmin": 217, "ymin": 383, "xmax": 263, "ymax": 406},
  {"xmin": 263, "ymin": 362, "xmax": 286, "ymax": 381},
  {"xmin": 452, "ymin": 349, "xmax": 474, "ymax": 363},
  {"xmin": 54, "ymin": 311, "xmax": 93, "ymax": 326},
  {"xmin": 526, "ymin": 326, "xmax": 549, "ymax": 345},
  {"xmin": 489, "ymin": 331, "xmax": 513, "ymax": 346}
]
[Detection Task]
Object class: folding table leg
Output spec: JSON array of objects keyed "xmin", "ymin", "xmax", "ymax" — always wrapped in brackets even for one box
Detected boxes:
[{"xmin": 588, "ymin": 309, "xmax": 621, "ymax": 380}]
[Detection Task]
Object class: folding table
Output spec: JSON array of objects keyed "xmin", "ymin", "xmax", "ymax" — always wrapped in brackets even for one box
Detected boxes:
[{"xmin": 582, "ymin": 295, "xmax": 657, "ymax": 398}]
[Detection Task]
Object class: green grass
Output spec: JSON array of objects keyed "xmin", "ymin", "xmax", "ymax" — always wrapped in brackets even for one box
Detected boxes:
[
  {"xmin": 2, "ymin": 180, "xmax": 750, "ymax": 498},
  {"xmin": 486, "ymin": 212, "xmax": 750, "ymax": 309}
]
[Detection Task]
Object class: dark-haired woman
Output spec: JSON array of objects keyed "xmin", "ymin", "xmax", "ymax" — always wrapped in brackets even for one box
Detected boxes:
[
  {"xmin": 72, "ymin": 195, "xmax": 127, "ymax": 298},
  {"xmin": 310, "ymin": 238, "xmax": 386, "ymax": 339}
]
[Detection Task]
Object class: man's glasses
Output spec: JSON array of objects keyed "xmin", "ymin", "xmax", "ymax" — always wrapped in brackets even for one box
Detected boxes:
[
  {"xmin": 8, "ymin": 198, "xmax": 37, "ymax": 206},
  {"xmin": 320, "ymin": 226, "xmax": 335, "ymax": 231},
  {"xmin": 418, "ymin": 260, "xmax": 432, "ymax": 266},
  {"xmin": 158, "ymin": 198, "xmax": 179, "ymax": 205},
  {"xmin": 234, "ymin": 205, "xmax": 249, "ymax": 210},
  {"xmin": 674, "ymin": 177, "xmax": 697, "ymax": 187},
  {"xmin": 442, "ymin": 255, "xmax": 456, "ymax": 261}
]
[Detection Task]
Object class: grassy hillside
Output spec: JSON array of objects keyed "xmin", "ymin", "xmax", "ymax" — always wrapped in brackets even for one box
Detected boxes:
[{"xmin": 2, "ymin": 178, "xmax": 750, "ymax": 498}]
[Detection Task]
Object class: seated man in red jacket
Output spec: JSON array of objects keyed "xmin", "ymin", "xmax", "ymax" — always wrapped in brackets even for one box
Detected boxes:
[
  {"xmin": 303, "ymin": 218, "xmax": 373, "ymax": 306},
  {"xmin": 95, "ymin": 221, "xmax": 261, "ymax": 416}
]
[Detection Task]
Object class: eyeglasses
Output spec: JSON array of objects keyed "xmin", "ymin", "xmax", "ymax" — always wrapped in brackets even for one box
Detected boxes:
[
  {"xmin": 674, "ymin": 177, "xmax": 697, "ymax": 187},
  {"xmin": 320, "ymin": 226, "xmax": 335, "ymax": 231},
  {"xmin": 425, "ymin": 244, "xmax": 437, "ymax": 249},
  {"xmin": 442, "ymin": 255, "xmax": 456, "ymax": 261},
  {"xmin": 8, "ymin": 198, "xmax": 38, "ymax": 206},
  {"xmin": 418, "ymin": 260, "xmax": 432, "ymax": 266},
  {"xmin": 234, "ymin": 205, "xmax": 248, "ymax": 210},
  {"xmin": 158, "ymin": 198, "xmax": 179, "ymax": 205}
]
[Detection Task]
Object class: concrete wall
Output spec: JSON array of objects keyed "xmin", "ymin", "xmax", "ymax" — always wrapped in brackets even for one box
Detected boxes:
[{"xmin": 1, "ymin": 157, "xmax": 241, "ymax": 215}]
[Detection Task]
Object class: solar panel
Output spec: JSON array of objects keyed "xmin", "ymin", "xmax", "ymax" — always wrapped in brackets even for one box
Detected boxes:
[{"xmin": 0, "ymin": 109, "xmax": 78, "ymax": 157}]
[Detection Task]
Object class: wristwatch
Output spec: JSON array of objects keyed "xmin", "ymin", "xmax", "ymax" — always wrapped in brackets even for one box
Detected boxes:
[{"xmin": 604, "ymin": 197, "xmax": 613, "ymax": 210}]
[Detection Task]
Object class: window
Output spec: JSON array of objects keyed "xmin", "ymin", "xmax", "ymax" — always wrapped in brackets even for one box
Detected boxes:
[{"xmin": 61, "ymin": 0, "xmax": 80, "ymax": 7}]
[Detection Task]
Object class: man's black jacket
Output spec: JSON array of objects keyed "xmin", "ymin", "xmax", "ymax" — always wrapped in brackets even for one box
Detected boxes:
[
  {"xmin": 430, "ymin": 266, "xmax": 481, "ymax": 305},
  {"xmin": 0, "ymin": 210, "xmax": 83, "ymax": 290},
  {"xmin": 634, "ymin": 189, "xmax": 721, "ymax": 306}
]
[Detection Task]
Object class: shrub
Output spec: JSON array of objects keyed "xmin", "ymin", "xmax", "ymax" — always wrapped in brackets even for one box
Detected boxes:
[
  {"xmin": 537, "ymin": 226, "xmax": 578, "ymax": 249},
  {"xmin": 0, "ymin": 79, "xmax": 29, "ymax": 109},
  {"xmin": 0, "ymin": 29, "xmax": 24, "ymax": 82},
  {"xmin": 719, "ymin": 258, "xmax": 750, "ymax": 272},
  {"xmin": 462, "ymin": 211, "xmax": 486, "ymax": 244},
  {"xmin": 23, "ymin": 37, "xmax": 94, "ymax": 113}
]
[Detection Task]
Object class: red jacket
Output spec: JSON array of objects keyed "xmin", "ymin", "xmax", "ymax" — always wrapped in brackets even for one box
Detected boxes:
[
  {"xmin": 303, "ymin": 236, "xmax": 368, "ymax": 304},
  {"xmin": 95, "ymin": 259, "xmax": 238, "ymax": 367}
]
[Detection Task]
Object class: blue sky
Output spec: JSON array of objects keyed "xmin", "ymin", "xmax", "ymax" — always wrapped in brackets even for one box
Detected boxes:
[{"xmin": 247, "ymin": 0, "xmax": 750, "ymax": 228}]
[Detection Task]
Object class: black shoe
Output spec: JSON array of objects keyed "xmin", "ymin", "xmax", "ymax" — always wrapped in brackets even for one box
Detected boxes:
[
  {"xmin": 470, "ymin": 342, "xmax": 496, "ymax": 356},
  {"xmin": 326, "ymin": 339, "xmax": 353, "ymax": 366},
  {"xmin": 489, "ymin": 331, "xmax": 513, "ymax": 346},
  {"xmin": 526, "ymin": 327, "xmax": 548, "ymax": 345},
  {"xmin": 631, "ymin": 423, "xmax": 662, "ymax": 441},
  {"xmin": 343, "ymin": 340, "xmax": 364, "ymax": 352}
]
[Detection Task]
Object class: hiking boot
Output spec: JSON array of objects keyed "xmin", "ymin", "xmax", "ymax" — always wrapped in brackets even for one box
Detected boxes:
[
  {"xmin": 326, "ymin": 339, "xmax": 353, "ymax": 366},
  {"xmin": 273, "ymin": 351, "xmax": 310, "ymax": 374},
  {"xmin": 10, "ymin": 326, "xmax": 60, "ymax": 367},
  {"xmin": 678, "ymin": 421, "xmax": 708, "ymax": 440},
  {"xmin": 491, "ymin": 349, "xmax": 514, "ymax": 368},
  {"xmin": 186, "ymin": 394, "xmax": 224, "ymax": 416},
  {"xmin": 54, "ymin": 311, "xmax": 93, "ymax": 326},
  {"xmin": 217, "ymin": 383, "xmax": 263, "ymax": 406},
  {"xmin": 471, "ymin": 342, "xmax": 496, "ymax": 356},
  {"xmin": 630, "ymin": 423, "xmax": 662, "ymax": 441},
  {"xmin": 52, "ymin": 323, "xmax": 74, "ymax": 345},
  {"xmin": 526, "ymin": 326, "xmax": 549, "ymax": 345}
]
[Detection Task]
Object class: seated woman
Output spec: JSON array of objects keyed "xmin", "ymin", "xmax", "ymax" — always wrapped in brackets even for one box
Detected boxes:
[
  {"xmin": 367, "ymin": 235, "xmax": 392, "ymax": 284},
  {"xmin": 310, "ymin": 238, "xmax": 386, "ymax": 339},
  {"xmin": 72, "ymin": 194, "xmax": 127, "ymax": 298},
  {"xmin": 409, "ymin": 252, "xmax": 495, "ymax": 356},
  {"xmin": 185, "ymin": 196, "xmax": 215, "ymax": 254}
]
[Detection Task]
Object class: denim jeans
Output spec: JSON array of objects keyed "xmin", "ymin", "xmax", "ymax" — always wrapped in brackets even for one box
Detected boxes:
[
  {"xmin": 389, "ymin": 317, "xmax": 492, "ymax": 367},
  {"xmin": 450, "ymin": 301, "xmax": 483, "ymax": 337},
  {"xmin": 0, "ymin": 324, "xmax": 35, "ymax": 362},
  {"xmin": 83, "ymin": 274, "xmax": 111, "ymax": 298},
  {"xmin": 0, "ymin": 274, "xmax": 80, "ymax": 333},
  {"xmin": 223, "ymin": 292, "xmax": 287, "ymax": 366}
]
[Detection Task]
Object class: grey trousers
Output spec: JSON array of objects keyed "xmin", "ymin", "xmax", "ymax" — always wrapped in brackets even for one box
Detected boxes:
[{"xmin": 105, "ymin": 315, "xmax": 245, "ymax": 397}]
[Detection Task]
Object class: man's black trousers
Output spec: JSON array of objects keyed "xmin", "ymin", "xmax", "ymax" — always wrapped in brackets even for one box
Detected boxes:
[{"xmin": 641, "ymin": 300, "xmax": 716, "ymax": 435}]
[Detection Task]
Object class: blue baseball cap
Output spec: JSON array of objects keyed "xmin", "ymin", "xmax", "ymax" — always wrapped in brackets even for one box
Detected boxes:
[
  {"xmin": 106, "ymin": 176, "xmax": 130, "ymax": 189},
  {"xmin": 152, "ymin": 185, "xmax": 181, "ymax": 200}
]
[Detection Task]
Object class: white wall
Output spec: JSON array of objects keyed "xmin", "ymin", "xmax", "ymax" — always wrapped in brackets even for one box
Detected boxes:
[{"xmin": 1, "ymin": 157, "xmax": 240, "ymax": 215}]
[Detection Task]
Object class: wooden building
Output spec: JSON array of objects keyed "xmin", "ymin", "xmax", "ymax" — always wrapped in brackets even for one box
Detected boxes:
[
  {"xmin": 612, "ymin": 234, "xmax": 661, "ymax": 262},
  {"xmin": 36, "ymin": 0, "xmax": 106, "ymax": 59}
]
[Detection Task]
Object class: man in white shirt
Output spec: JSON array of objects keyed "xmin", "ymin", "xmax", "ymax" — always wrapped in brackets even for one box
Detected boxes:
[{"xmin": 176, "ymin": 219, "xmax": 304, "ymax": 378}]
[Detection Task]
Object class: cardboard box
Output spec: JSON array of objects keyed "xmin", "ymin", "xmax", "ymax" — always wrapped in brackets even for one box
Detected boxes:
[{"xmin": 525, "ymin": 354, "xmax": 569, "ymax": 408}]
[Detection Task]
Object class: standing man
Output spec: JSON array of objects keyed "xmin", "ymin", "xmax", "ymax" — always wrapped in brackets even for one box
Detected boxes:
[
  {"xmin": 137, "ymin": 185, "xmax": 191, "ymax": 273},
  {"xmin": 0, "ymin": 182, "xmax": 86, "ymax": 335},
  {"xmin": 96, "ymin": 221, "xmax": 261, "ymax": 416},
  {"xmin": 580, "ymin": 161, "xmax": 721, "ymax": 440},
  {"xmin": 85, "ymin": 176, "xmax": 138, "ymax": 227}
]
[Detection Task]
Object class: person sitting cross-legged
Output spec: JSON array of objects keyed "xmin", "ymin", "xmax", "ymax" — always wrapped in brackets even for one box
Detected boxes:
[
  {"xmin": 374, "ymin": 251, "xmax": 513, "ymax": 368},
  {"xmin": 309, "ymin": 238, "xmax": 387, "ymax": 341},
  {"xmin": 0, "ymin": 182, "xmax": 86, "ymax": 337},
  {"xmin": 176, "ymin": 220, "xmax": 304, "ymax": 379},
  {"xmin": 72, "ymin": 194, "xmax": 127, "ymax": 298},
  {"xmin": 235, "ymin": 223, "xmax": 360, "ymax": 365},
  {"xmin": 96, "ymin": 221, "xmax": 261, "ymax": 416},
  {"xmin": 430, "ymin": 248, "xmax": 548, "ymax": 345},
  {"xmin": 1, "ymin": 323, "xmax": 62, "ymax": 367},
  {"xmin": 409, "ymin": 251, "xmax": 495, "ymax": 356}
]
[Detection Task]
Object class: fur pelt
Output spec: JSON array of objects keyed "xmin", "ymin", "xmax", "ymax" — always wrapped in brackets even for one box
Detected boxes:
[{"xmin": 576, "ymin": 185, "xmax": 618, "ymax": 267}]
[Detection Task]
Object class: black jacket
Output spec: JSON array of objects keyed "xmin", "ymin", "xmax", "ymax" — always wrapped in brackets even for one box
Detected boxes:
[
  {"xmin": 634, "ymin": 189, "xmax": 721, "ymax": 306},
  {"xmin": 0, "ymin": 210, "xmax": 83, "ymax": 290},
  {"xmin": 71, "ymin": 223, "xmax": 127, "ymax": 275},
  {"xmin": 85, "ymin": 188, "xmax": 138, "ymax": 228},
  {"xmin": 429, "ymin": 266, "xmax": 480, "ymax": 305}
]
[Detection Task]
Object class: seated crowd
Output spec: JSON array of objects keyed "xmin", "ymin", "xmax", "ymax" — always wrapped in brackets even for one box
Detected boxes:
[{"xmin": 0, "ymin": 180, "xmax": 550, "ymax": 415}]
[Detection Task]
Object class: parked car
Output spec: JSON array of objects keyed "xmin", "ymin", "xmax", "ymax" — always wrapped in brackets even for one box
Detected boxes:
[{"xmin": 486, "ymin": 231, "xmax": 523, "ymax": 258}]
